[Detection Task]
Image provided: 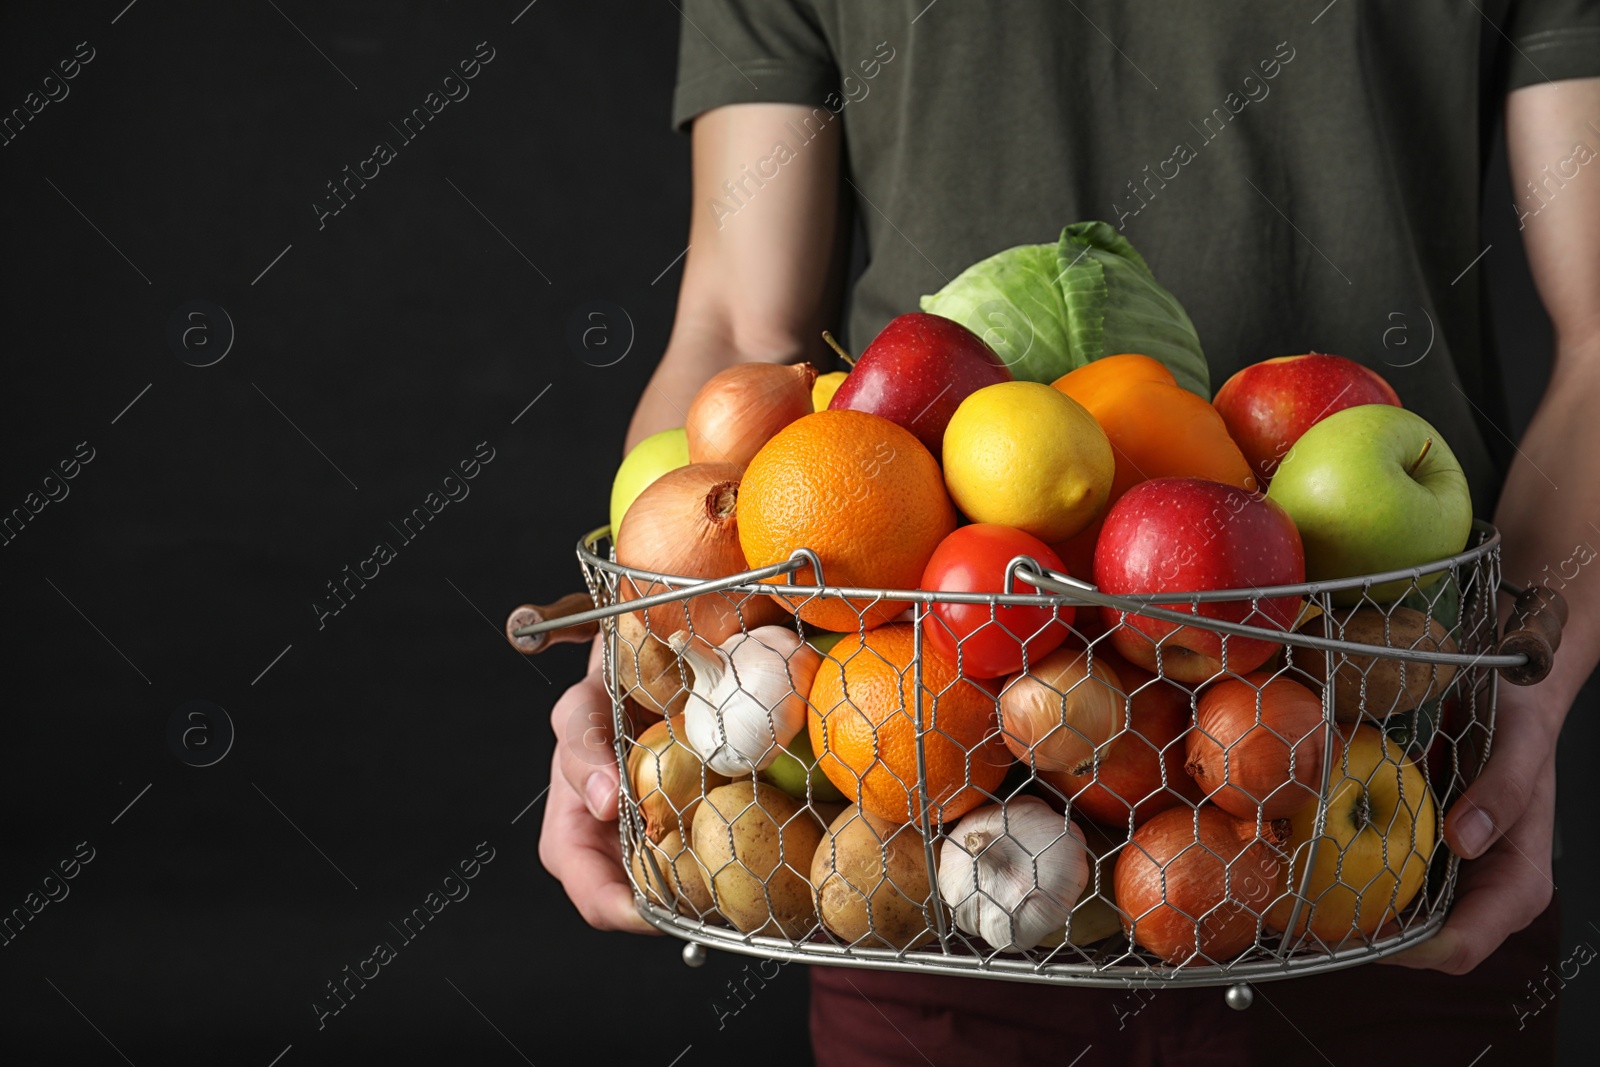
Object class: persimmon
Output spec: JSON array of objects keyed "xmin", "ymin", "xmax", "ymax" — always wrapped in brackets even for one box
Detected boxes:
[{"xmin": 1051, "ymin": 355, "xmax": 1257, "ymax": 571}]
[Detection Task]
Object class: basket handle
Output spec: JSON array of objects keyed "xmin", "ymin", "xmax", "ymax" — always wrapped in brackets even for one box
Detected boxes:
[
  {"xmin": 504, "ymin": 594, "xmax": 600, "ymax": 655},
  {"xmin": 1497, "ymin": 585, "xmax": 1568, "ymax": 686}
]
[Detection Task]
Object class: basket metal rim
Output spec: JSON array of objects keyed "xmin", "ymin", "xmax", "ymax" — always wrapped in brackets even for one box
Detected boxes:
[
  {"xmin": 634, "ymin": 899, "xmax": 1446, "ymax": 988},
  {"xmin": 551, "ymin": 520, "xmax": 1516, "ymax": 669}
]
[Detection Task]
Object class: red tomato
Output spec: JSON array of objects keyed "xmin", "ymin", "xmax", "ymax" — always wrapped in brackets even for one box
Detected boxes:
[{"xmin": 920, "ymin": 524, "xmax": 1074, "ymax": 678}]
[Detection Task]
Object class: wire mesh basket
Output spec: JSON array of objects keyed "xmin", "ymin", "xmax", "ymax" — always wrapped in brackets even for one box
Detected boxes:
[{"xmin": 508, "ymin": 520, "xmax": 1565, "ymax": 999}]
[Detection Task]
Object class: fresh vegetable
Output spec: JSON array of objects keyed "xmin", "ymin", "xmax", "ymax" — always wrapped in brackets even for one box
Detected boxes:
[
  {"xmin": 999, "ymin": 648, "xmax": 1126, "ymax": 775},
  {"xmin": 920, "ymin": 524, "xmax": 1073, "ymax": 678},
  {"xmin": 631, "ymin": 828, "xmax": 715, "ymax": 917},
  {"xmin": 811, "ymin": 805, "xmax": 937, "ymax": 949},
  {"xmin": 626, "ymin": 715, "xmax": 727, "ymax": 843},
  {"xmin": 937, "ymin": 797, "xmax": 1092, "ymax": 951},
  {"xmin": 1115, "ymin": 806, "xmax": 1286, "ymax": 964},
  {"xmin": 1040, "ymin": 650, "xmax": 1204, "ymax": 828},
  {"xmin": 616, "ymin": 610, "xmax": 688, "ymax": 716},
  {"xmin": 920, "ymin": 222, "xmax": 1209, "ymax": 396},
  {"xmin": 674, "ymin": 625, "xmax": 823, "ymax": 775},
  {"xmin": 615, "ymin": 462, "xmax": 785, "ymax": 645},
  {"xmin": 685, "ymin": 362, "xmax": 816, "ymax": 468},
  {"xmin": 1185, "ymin": 674, "xmax": 1333, "ymax": 820},
  {"xmin": 691, "ymin": 781, "xmax": 824, "ymax": 938}
]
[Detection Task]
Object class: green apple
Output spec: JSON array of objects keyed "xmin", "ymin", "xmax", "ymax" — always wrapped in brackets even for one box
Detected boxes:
[
  {"xmin": 1267, "ymin": 405, "xmax": 1472, "ymax": 604},
  {"xmin": 760, "ymin": 728, "xmax": 846, "ymax": 802},
  {"xmin": 609, "ymin": 427, "xmax": 689, "ymax": 540}
]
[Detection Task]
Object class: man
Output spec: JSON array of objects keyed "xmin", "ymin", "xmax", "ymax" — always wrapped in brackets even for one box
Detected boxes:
[{"xmin": 542, "ymin": 2, "xmax": 1600, "ymax": 1062}]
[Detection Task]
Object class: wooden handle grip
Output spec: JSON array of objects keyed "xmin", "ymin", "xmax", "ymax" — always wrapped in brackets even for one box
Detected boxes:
[
  {"xmin": 505, "ymin": 593, "xmax": 599, "ymax": 655},
  {"xmin": 1497, "ymin": 585, "xmax": 1568, "ymax": 686}
]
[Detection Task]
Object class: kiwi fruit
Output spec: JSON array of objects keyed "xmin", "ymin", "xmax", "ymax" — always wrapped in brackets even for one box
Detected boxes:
[{"xmin": 1296, "ymin": 606, "xmax": 1457, "ymax": 721}]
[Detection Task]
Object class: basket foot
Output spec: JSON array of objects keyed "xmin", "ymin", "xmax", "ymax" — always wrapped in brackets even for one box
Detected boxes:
[
  {"xmin": 1225, "ymin": 982, "xmax": 1253, "ymax": 1011},
  {"xmin": 682, "ymin": 942, "xmax": 707, "ymax": 968}
]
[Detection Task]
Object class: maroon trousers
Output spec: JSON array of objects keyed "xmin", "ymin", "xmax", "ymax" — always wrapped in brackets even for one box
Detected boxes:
[{"xmin": 811, "ymin": 899, "xmax": 1561, "ymax": 1066}]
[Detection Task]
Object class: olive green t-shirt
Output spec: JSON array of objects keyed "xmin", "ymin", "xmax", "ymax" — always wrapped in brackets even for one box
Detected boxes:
[{"xmin": 671, "ymin": 0, "xmax": 1600, "ymax": 514}]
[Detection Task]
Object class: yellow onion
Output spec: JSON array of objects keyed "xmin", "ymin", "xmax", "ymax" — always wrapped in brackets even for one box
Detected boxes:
[
  {"xmin": 999, "ymin": 648, "xmax": 1126, "ymax": 775},
  {"xmin": 615, "ymin": 462, "xmax": 786, "ymax": 645},
  {"xmin": 616, "ymin": 611, "xmax": 687, "ymax": 716},
  {"xmin": 626, "ymin": 715, "xmax": 727, "ymax": 842},
  {"xmin": 685, "ymin": 362, "xmax": 817, "ymax": 468}
]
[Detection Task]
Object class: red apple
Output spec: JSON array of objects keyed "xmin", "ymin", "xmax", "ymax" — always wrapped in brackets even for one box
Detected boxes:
[
  {"xmin": 829, "ymin": 313, "xmax": 1012, "ymax": 456},
  {"xmin": 1093, "ymin": 478, "xmax": 1305, "ymax": 685},
  {"xmin": 1040, "ymin": 649, "xmax": 1204, "ymax": 828},
  {"xmin": 1213, "ymin": 354, "xmax": 1401, "ymax": 485}
]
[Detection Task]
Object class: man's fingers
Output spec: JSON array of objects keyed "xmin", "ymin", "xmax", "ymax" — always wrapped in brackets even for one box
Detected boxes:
[
  {"xmin": 538, "ymin": 754, "xmax": 657, "ymax": 935},
  {"xmin": 1384, "ymin": 759, "xmax": 1555, "ymax": 974},
  {"xmin": 1443, "ymin": 702, "xmax": 1551, "ymax": 859},
  {"xmin": 551, "ymin": 673, "xmax": 621, "ymax": 819}
]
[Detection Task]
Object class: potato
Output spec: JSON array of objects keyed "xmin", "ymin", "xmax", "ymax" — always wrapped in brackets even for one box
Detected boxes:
[
  {"xmin": 692, "ymin": 781, "xmax": 822, "ymax": 938},
  {"xmin": 630, "ymin": 829, "xmax": 715, "ymax": 918},
  {"xmin": 616, "ymin": 611, "xmax": 688, "ymax": 716},
  {"xmin": 1296, "ymin": 607, "xmax": 1457, "ymax": 721},
  {"xmin": 810, "ymin": 805, "xmax": 937, "ymax": 949}
]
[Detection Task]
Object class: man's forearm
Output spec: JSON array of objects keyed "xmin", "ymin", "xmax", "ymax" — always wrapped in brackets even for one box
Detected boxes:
[{"xmin": 1492, "ymin": 335, "xmax": 1600, "ymax": 712}]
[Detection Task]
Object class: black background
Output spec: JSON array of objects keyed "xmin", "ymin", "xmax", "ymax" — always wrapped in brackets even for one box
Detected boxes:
[{"xmin": 0, "ymin": 1, "xmax": 1593, "ymax": 1064}]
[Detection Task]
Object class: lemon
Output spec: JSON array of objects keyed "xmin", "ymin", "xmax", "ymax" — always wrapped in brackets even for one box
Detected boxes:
[
  {"xmin": 812, "ymin": 371, "xmax": 848, "ymax": 411},
  {"xmin": 942, "ymin": 381, "xmax": 1113, "ymax": 542}
]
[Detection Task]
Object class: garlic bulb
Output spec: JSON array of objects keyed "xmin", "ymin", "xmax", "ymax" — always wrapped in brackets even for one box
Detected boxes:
[
  {"xmin": 672, "ymin": 626, "xmax": 822, "ymax": 776},
  {"xmin": 937, "ymin": 797, "xmax": 1091, "ymax": 951}
]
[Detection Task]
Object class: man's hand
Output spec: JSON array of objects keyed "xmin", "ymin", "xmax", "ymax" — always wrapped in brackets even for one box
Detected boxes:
[
  {"xmin": 1385, "ymin": 684, "xmax": 1558, "ymax": 973},
  {"xmin": 537, "ymin": 666, "xmax": 656, "ymax": 933}
]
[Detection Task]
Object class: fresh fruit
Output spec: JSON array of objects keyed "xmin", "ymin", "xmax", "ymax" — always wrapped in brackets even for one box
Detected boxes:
[
  {"xmin": 610, "ymin": 427, "xmax": 689, "ymax": 540},
  {"xmin": 616, "ymin": 462, "xmax": 786, "ymax": 644},
  {"xmin": 691, "ymin": 781, "xmax": 824, "ymax": 938},
  {"xmin": 808, "ymin": 624, "xmax": 1011, "ymax": 824},
  {"xmin": 631, "ymin": 828, "xmax": 714, "ymax": 917},
  {"xmin": 811, "ymin": 805, "xmax": 936, "ymax": 949},
  {"xmin": 1094, "ymin": 478, "xmax": 1306, "ymax": 684},
  {"xmin": 685, "ymin": 362, "xmax": 816, "ymax": 468},
  {"xmin": 920, "ymin": 524, "xmax": 1073, "ymax": 678},
  {"xmin": 627, "ymin": 715, "xmax": 728, "ymax": 842},
  {"xmin": 942, "ymin": 381, "xmax": 1114, "ymax": 542},
  {"xmin": 1040, "ymin": 650, "xmax": 1204, "ymax": 828},
  {"xmin": 828, "ymin": 313, "xmax": 1012, "ymax": 455},
  {"xmin": 999, "ymin": 647, "xmax": 1125, "ymax": 774},
  {"xmin": 761, "ymin": 728, "xmax": 847, "ymax": 803},
  {"xmin": 1266, "ymin": 405, "xmax": 1473, "ymax": 604},
  {"xmin": 1116, "ymin": 805, "xmax": 1286, "ymax": 965},
  {"xmin": 1185, "ymin": 674, "xmax": 1335, "ymax": 819},
  {"xmin": 1213, "ymin": 354, "xmax": 1401, "ymax": 486},
  {"xmin": 739, "ymin": 410, "xmax": 957, "ymax": 631},
  {"xmin": 1295, "ymin": 606, "xmax": 1459, "ymax": 721},
  {"xmin": 1051, "ymin": 354, "xmax": 1257, "ymax": 573},
  {"xmin": 812, "ymin": 370, "xmax": 848, "ymax": 411},
  {"xmin": 1266, "ymin": 725, "xmax": 1437, "ymax": 940}
]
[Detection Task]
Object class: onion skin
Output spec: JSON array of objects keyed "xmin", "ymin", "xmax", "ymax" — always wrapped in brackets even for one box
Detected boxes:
[
  {"xmin": 686, "ymin": 362, "xmax": 818, "ymax": 469},
  {"xmin": 1115, "ymin": 805, "xmax": 1287, "ymax": 965},
  {"xmin": 1040, "ymin": 653, "xmax": 1204, "ymax": 828},
  {"xmin": 999, "ymin": 648, "xmax": 1126, "ymax": 775},
  {"xmin": 615, "ymin": 462, "xmax": 785, "ymax": 645},
  {"xmin": 1185, "ymin": 673, "xmax": 1335, "ymax": 820},
  {"xmin": 627, "ymin": 715, "xmax": 728, "ymax": 843}
]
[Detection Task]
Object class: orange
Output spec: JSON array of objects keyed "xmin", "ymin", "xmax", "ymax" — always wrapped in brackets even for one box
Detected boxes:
[
  {"xmin": 808, "ymin": 624, "xmax": 1012, "ymax": 824},
  {"xmin": 738, "ymin": 409, "xmax": 957, "ymax": 631},
  {"xmin": 1051, "ymin": 354, "xmax": 1258, "ymax": 575}
]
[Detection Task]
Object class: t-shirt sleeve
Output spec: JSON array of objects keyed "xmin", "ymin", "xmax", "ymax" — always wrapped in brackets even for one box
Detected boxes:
[
  {"xmin": 1502, "ymin": 0, "xmax": 1600, "ymax": 91},
  {"xmin": 670, "ymin": 0, "xmax": 838, "ymax": 131}
]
